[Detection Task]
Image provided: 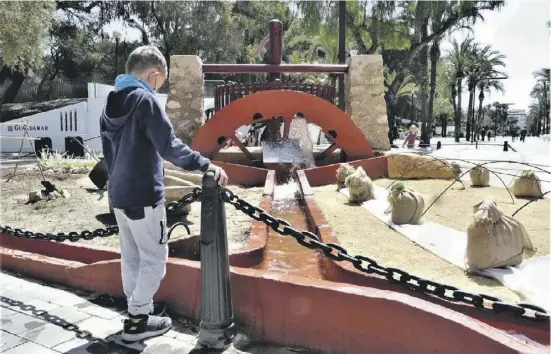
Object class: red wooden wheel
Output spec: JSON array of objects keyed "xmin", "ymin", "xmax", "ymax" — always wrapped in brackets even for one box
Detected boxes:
[{"xmin": 191, "ymin": 90, "xmax": 373, "ymax": 161}]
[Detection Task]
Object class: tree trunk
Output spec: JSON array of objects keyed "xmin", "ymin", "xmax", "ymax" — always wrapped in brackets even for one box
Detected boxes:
[
  {"xmin": 426, "ymin": 40, "xmax": 440, "ymax": 145},
  {"xmin": 454, "ymin": 79, "xmax": 463, "ymax": 142},
  {"xmin": 0, "ymin": 65, "xmax": 12, "ymax": 86},
  {"xmin": 476, "ymin": 97, "xmax": 484, "ymax": 141},
  {"xmin": 385, "ymin": 91, "xmax": 398, "ymax": 146},
  {"xmin": 466, "ymin": 85, "xmax": 474, "ymax": 142},
  {"xmin": 0, "ymin": 69, "xmax": 25, "ymax": 105}
]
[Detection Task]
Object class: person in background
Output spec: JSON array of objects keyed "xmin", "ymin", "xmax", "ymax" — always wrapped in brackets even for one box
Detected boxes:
[
  {"xmin": 100, "ymin": 45, "xmax": 228, "ymax": 342},
  {"xmin": 403, "ymin": 124, "xmax": 421, "ymax": 149},
  {"xmin": 520, "ymin": 127, "xmax": 528, "ymax": 142}
]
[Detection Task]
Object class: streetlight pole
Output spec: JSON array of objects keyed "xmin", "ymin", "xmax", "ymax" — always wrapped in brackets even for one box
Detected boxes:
[
  {"xmin": 337, "ymin": 0, "xmax": 346, "ymax": 111},
  {"xmin": 113, "ymin": 30, "xmax": 122, "ymax": 78}
]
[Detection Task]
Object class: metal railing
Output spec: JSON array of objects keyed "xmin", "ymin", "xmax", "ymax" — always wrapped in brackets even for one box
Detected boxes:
[{"xmin": 214, "ymin": 82, "xmax": 337, "ymax": 112}]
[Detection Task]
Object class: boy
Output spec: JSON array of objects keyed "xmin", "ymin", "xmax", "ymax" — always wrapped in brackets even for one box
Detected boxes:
[{"xmin": 100, "ymin": 45, "xmax": 228, "ymax": 342}]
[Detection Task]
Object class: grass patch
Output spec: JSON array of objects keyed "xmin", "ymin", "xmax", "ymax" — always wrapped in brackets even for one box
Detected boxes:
[{"xmin": 37, "ymin": 150, "xmax": 97, "ymax": 174}]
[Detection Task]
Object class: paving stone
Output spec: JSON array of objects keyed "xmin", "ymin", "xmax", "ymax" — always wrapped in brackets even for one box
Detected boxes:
[
  {"xmin": 0, "ymin": 312, "xmax": 47, "ymax": 335},
  {"xmin": 2, "ymin": 341, "xmax": 59, "ymax": 354},
  {"xmin": 52, "ymin": 337, "xmax": 93, "ymax": 353},
  {"xmin": 0, "ymin": 306, "xmax": 19, "ymax": 318},
  {"xmin": 20, "ymin": 322, "xmax": 78, "ymax": 348},
  {"xmin": 141, "ymin": 336, "xmax": 196, "ymax": 353},
  {"xmin": 25, "ymin": 298, "xmax": 62, "ymax": 312},
  {"xmin": 62, "ymin": 340, "xmax": 140, "ymax": 354},
  {"xmin": 0, "ymin": 329, "xmax": 28, "ymax": 351},
  {"xmin": 77, "ymin": 316, "xmax": 124, "ymax": 339},
  {"xmin": 48, "ymin": 305, "xmax": 92, "ymax": 324},
  {"xmin": 74, "ymin": 301, "xmax": 122, "ymax": 320},
  {"xmin": 0, "ymin": 290, "xmax": 36, "ymax": 309}
]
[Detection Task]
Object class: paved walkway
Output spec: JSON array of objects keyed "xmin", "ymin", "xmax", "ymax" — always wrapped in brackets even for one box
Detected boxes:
[{"xmin": 0, "ymin": 271, "xmax": 308, "ymax": 354}]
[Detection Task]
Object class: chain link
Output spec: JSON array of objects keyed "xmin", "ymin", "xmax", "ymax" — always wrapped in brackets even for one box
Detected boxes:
[
  {"xmin": 0, "ymin": 296, "xmax": 95, "ymax": 339},
  {"xmin": 220, "ymin": 188, "xmax": 550, "ymax": 322},
  {"xmin": 0, "ymin": 188, "xmax": 202, "ymax": 243}
]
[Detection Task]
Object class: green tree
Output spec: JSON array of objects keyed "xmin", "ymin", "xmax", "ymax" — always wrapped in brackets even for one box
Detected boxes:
[
  {"xmin": 465, "ymin": 43, "xmax": 506, "ymax": 140},
  {"xmin": 531, "ymin": 68, "xmax": 550, "ymax": 135},
  {"xmin": 0, "ymin": 1, "xmax": 56, "ymax": 104},
  {"xmin": 445, "ymin": 37, "xmax": 474, "ymax": 141}
]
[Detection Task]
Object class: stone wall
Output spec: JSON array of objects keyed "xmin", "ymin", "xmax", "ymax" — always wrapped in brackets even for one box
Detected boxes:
[
  {"xmin": 345, "ymin": 55, "xmax": 390, "ymax": 151},
  {"xmin": 166, "ymin": 55, "xmax": 205, "ymax": 145}
]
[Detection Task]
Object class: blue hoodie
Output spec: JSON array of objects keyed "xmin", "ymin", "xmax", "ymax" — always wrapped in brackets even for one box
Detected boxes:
[{"xmin": 100, "ymin": 77, "xmax": 210, "ymax": 209}]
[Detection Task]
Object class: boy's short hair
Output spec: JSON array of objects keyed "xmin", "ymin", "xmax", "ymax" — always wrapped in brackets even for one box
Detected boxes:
[{"xmin": 125, "ymin": 45, "xmax": 167, "ymax": 76}]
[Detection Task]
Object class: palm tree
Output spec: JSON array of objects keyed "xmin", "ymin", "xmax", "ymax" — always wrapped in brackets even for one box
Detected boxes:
[
  {"xmin": 464, "ymin": 43, "xmax": 506, "ymax": 140},
  {"xmin": 446, "ymin": 37, "xmax": 474, "ymax": 142},
  {"xmin": 531, "ymin": 68, "xmax": 550, "ymax": 135},
  {"xmin": 475, "ymin": 78, "xmax": 505, "ymax": 138}
]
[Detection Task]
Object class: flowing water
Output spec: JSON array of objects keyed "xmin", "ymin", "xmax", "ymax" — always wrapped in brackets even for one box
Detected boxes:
[
  {"xmin": 257, "ymin": 179, "xmax": 325, "ymax": 279},
  {"xmin": 257, "ymin": 116, "xmax": 325, "ymax": 279}
]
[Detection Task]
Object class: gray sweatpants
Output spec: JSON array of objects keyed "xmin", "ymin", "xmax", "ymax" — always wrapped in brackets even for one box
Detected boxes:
[{"xmin": 114, "ymin": 205, "xmax": 169, "ymax": 316}]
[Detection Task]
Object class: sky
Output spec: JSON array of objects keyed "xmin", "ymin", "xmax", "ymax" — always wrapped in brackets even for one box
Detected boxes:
[
  {"xmin": 106, "ymin": 0, "xmax": 550, "ymax": 112},
  {"xmin": 441, "ymin": 0, "xmax": 551, "ymax": 112}
]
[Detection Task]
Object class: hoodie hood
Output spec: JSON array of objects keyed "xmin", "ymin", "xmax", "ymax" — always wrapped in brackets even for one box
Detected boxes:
[{"xmin": 101, "ymin": 87, "xmax": 146, "ymax": 141}]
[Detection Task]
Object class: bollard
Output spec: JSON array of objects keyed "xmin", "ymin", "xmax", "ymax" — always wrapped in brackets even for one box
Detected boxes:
[
  {"xmin": 475, "ymin": 140, "xmax": 478, "ymax": 149},
  {"xmin": 436, "ymin": 141, "xmax": 442, "ymax": 150},
  {"xmin": 503, "ymin": 141, "xmax": 509, "ymax": 152},
  {"xmin": 197, "ymin": 171, "xmax": 235, "ymax": 349}
]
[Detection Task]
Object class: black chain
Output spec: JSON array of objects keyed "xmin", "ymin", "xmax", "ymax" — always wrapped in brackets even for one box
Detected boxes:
[
  {"xmin": 0, "ymin": 188, "xmax": 202, "ymax": 243},
  {"xmin": 219, "ymin": 188, "xmax": 550, "ymax": 322},
  {"xmin": 166, "ymin": 187, "xmax": 202, "ymax": 214},
  {"xmin": 0, "ymin": 296, "xmax": 96, "ymax": 340},
  {"xmin": 2, "ymin": 185, "xmax": 549, "ymax": 322}
]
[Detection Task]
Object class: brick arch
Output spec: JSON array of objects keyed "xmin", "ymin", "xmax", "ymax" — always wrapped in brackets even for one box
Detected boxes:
[{"xmin": 191, "ymin": 90, "xmax": 373, "ymax": 160}]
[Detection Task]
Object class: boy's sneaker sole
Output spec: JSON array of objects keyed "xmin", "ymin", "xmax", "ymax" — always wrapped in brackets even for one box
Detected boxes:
[{"xmin": 121, "ymin": 324, "xmax": 172, "ymax": 342}]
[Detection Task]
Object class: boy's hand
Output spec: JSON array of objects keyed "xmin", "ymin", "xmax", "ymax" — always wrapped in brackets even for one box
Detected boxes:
[{"xmin": 207, "ymin": 164, "xmax": 229, "ymax": 187}]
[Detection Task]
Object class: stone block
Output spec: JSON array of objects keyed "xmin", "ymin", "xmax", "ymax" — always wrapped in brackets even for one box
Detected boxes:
[
  {"xmin": 164, "ymin": 175, "xmax": 197, "ymax": 188},
  {"xmin": 387, "ymin": 153, "xmax": 455, "ymax": 180},
  {"xmin": 76, "ymin": 316, "xmax": 124, "ymax": 339},
  {"xmin": 2, "ymin": 341, "xmax": 58, "ymax": 354},
  {"xmin": 1, "ymin": 312, "xmax": 47, "ymax": 335},
  {"xmin": 345, "ymin": 55, "xmax": 390, "ymax": 151},
  {"xmin": 166, "ymin": 55, "xmax": 205, "ymax": 145},
  {"xmin": 165, "ymin": 186, "xmax": 197, "ymax": 203},
  {"xmin": 20, "ymin": 323, "xmax": 77, "ymax": 348},
  {"xmin": 0, "ymin": 330, "xmax": 28, "ymax": 351},
  {"xmin": 48, "ymin": 305, "xmax": 92, "ymax": 324}
]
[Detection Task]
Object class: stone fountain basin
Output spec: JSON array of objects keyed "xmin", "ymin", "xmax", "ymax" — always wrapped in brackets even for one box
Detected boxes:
[{"xmin": 0, "ymin": 156, "xmax": 549, "ymax": 353}]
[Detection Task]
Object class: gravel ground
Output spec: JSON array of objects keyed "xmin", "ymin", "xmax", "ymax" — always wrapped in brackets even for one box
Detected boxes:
[
  {"xmin": 0, "ymin": 168, "xmax": 262, "ymax": 252},
  {"xmin": 313, "ymin": 179, "xmax": 550, "ymax": 303}
]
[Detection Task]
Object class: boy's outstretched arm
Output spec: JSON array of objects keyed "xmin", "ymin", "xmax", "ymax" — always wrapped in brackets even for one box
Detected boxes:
[{"xmin": 138, "ymin": 95, "xmax": 228, "ymax": 186}]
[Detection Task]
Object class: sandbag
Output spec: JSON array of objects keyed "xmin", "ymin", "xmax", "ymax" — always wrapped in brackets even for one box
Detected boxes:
[
  {"xmin": 469, "ymin": 166, "xmax": 490, "ymax": 187},
  {"xmin": 336, "ymin": 163, "xmax": 356, "ymax": 190},
  {"xmin": 344, "ymin": 167, "xmax": 373, "ymax": 203},
  {"xmin": 511, "ymin": 170, "xmax": 543, "ymax": 198},
  {"xmin": 466, "ymin": 200, "xmax": 534, "ymax": 272},
  {"xmin": 387, "ymin": 182, "xmax": 425, "ymax": 225}
]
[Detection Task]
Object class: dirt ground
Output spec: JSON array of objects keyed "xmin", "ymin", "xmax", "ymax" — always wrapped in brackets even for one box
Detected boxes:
[
  {"xmin": 0, "ymin": 168, "xmax": 262, "ymax": 252},
  {"xmin": 313, "ymin": 179, "xmax": 550, "ymax": 303}
]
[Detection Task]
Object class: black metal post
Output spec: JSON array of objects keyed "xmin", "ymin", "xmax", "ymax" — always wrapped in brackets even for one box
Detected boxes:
[
  {"xmin": 337, "ymin": 0, "xmax": 346, "ymax": 111},
  {"xmin": 436, "ymin": 141, "xmax": 442, "ymax": 150},
  {"xmin": 197, "ymin": 171, "xmax": 235, "ymax": 349},
  {"xmin": 503, "ymin": 141, "xmax": 509, "ymax": 152}
]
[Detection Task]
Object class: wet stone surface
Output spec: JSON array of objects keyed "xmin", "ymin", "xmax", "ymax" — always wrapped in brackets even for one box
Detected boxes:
[{"xmin": 0, "ymin": 271, "xmax": 311, "ymax": 353}]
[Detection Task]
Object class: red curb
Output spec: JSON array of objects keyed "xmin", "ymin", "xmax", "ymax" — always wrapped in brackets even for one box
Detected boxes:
[
  {"xmin": 296, "ymin": 169, "xmax": 550, "ymax": 347},
  {"xmin": 1, "ymin": 244, "xmax": 545, "ymax": 354}
]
